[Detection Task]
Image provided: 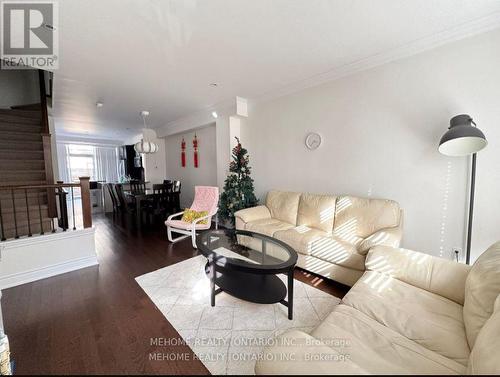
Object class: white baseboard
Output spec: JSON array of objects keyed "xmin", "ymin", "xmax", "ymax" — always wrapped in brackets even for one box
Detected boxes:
[{"xmin": 0, "ymin": 255, "xmax": 99, "ymax": 290}]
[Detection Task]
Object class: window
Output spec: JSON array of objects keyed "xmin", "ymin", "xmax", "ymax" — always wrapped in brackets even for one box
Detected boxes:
[
  {"xmin": 57, "ymin": 142, "xmax": 120, "ymax": 185},
  {"xmin": 67, "ymin": 144, "xmax": 96, "ymax": 182}
]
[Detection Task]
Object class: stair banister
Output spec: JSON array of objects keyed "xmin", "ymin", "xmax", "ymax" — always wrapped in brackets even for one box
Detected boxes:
[
  {"xmin": 79, "ymin": 177, "xmax": 92, "ymax": 229},
  {"xmin": 0, "ymin": 179, "xmax": 93, "ymax": 242},
  {"xmin": 38, "ymin": 69, "xmax": 56, "ymax": 218}
]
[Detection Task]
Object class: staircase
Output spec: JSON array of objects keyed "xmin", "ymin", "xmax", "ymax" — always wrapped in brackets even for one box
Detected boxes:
[{"xmin": 0, "ymin": 106, "xmax": 54, "ymax": 240}]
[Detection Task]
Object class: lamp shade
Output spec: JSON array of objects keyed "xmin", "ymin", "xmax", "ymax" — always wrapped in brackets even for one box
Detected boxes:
[
  {"xmin": 134, "ymin": 140, "xmax": 159, "ymax": 154},
  {"xmin": 438, "ymin": 114, "xmax": 487, "ymax": 156}
]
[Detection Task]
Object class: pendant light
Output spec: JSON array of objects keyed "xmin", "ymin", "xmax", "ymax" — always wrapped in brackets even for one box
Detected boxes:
[{"xmin": 134, "ymin": 110, "xmax": 159, "ymax": 154}]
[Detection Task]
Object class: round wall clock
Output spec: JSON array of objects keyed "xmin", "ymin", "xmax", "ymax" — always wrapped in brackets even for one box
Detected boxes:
[{"xmin": 305, "ymin": 132, "xmax": 322, "ymax": 150}]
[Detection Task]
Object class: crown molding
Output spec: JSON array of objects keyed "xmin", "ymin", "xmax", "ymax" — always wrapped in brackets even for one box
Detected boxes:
[
  {"xmin": 55, "ymin": 133, "xmax": 125, "ymax": 145},
  {"xmin": 155, "ymin": 98, "xmax": 236, "ymax": 137},
  {"xmin": 157, "ymin": 12, "xmax": 500, "ymax": 133},
  {"xmin": 254, "ymin": 12, "xmax": 500, "ymax": 103}
]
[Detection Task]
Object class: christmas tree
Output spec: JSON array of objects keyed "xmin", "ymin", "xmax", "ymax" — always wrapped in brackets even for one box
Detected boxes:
[{"xmin": 219, "ymin": 137, "xmax": 258, "ymax": 226}]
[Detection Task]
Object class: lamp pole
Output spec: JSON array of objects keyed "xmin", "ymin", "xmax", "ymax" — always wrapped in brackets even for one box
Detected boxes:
[
  {"xmin": 438, "ymin": 114, "xmax": 487, "ymax": 265},
  {"xmin": 465, "ymin": 153, "xmax": 476, "ymax": 265}
]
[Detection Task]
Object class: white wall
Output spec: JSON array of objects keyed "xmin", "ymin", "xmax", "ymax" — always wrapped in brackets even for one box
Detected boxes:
[
  {"xmin": 165, "ymin": 124, "xmax": 218, "ymax": 208},
  {"xmin": 143, "ymin": 129, "xmax": 167, "ymax": 184},
  {"xmin": 123, "ymin": 133, "xmax": 142, "ymax": 146},
  {"xmin": 215, "ymin": 116, "xmax": 230, "ymax": 188},
  {"xmin": 243, "ymin": 29, "xmax": 500, "ymax": 261},
  {"xmin": 0, "ymin": 69, "xmax": 39, "ymax": 108}
]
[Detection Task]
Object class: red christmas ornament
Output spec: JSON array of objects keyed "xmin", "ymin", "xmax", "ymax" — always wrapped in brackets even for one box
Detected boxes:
[
  {"xmin": 193, "ymin": 134, "xmax": 199, "ymax": 168},
  {"xmin": 181, "ymin": 137, "xmax": 186, "ymax": 167}
]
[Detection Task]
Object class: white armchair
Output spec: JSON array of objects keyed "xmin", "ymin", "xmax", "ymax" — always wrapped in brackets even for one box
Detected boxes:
[{"xmin": 165, "ymin": 186, "xmax": 219, "ymax": 248}]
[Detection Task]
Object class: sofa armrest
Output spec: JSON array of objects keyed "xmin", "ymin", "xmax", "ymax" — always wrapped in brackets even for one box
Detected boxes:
[
  {"xmin": 357, "ymin": 226, "xmax": 402, "ymax": 255},
  {"xmin": 365, "ymin": 245, "xmax": 471, "ymax": 305},
  {"xmin": 234, "ymin": 205, "xmax": 271, "ymax": 225},
  {"xmin": 357, "ymin": 208, "xmax": 404, "ymax": 255}
]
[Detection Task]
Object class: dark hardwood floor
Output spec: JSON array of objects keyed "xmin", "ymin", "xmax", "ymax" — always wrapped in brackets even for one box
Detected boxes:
[{"xmin": 2, "ymin": 213, "xmax": 349, "ymax": 375}]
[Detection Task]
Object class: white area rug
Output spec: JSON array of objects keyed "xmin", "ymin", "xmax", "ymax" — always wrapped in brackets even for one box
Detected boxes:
[{"xmin": 136, "ymin": 254, "xmax": 341, "ymax": 375}]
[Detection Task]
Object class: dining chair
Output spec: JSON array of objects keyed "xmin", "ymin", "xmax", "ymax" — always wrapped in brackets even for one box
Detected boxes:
[
  {"xmin": 162, "ymin": 180, "xmax": 178, "ymax": 214},
  {"xmin": 165, "ymin": 186, "xmax": 219, "ymax": 248},
  {"xmin": 155, "ymin": 184, "xmax": 170, "ymax": 212},
  {"xmin": 130, "ymin": 181, "xmax": 146, "ymax": 193},
  {"xmin": 106, "ymin": 183, "xmax": 120, "ymax": 213},
  {"xmin": 142, "ymin": 184, "xmax": 169, "ymax": 224},
  {"xmin": 114, "ymin": 184, "xmax": 135, "ymax": 213},
  {"xmin": 172, "ymin": 180, "xmax": 181, "ymax": 193},
  {"xmin": 171, "ymin": 180, "xmax": 181, "ymax": 213}
]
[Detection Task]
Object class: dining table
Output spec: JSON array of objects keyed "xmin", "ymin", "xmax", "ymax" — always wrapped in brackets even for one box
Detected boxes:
[{"xmin": 123, "ymin": 189, "xmax": 180, "ymax": 227}]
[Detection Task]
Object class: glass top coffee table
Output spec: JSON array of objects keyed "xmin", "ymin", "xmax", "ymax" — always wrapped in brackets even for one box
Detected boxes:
[{"xmin": 197, "ymin": 229, "xmax": 298, "ymax": 319}]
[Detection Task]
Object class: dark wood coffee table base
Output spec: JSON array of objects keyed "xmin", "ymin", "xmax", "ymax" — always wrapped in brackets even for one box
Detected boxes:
[{"xmin": 205, "ymin": 262, "xmax": 294, "ymax": 319}]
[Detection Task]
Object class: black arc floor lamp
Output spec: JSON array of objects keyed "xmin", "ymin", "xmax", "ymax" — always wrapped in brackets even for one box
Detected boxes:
[{"xmin": 438, "ymin": 114, "xmax": 487, "ymax": 264}]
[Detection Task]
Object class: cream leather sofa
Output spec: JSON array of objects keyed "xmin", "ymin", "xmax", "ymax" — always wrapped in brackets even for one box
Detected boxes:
[
  {"xmin": 235, "ymin": 190, "xmax": 403, "ymax": 286},
  {"xmin": 256, "ymin": 242, "xmax": 500, "ymax": 375}
]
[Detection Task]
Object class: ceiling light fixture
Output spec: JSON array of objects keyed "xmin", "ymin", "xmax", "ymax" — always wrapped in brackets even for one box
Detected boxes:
[
  {"xmin": 134, "ymin": 110, "xmax": 159, "ymax": 154},
  {"xmin": 209, "ymin": 83, "xmax": 218, "ymax": 87},
  {"xmin": 211, "ymin": 111, "xmax": 218, "ymax": 119},
  {"xmin": 96, "ymin": 102, "xmax": 104, "ymax": 108}
]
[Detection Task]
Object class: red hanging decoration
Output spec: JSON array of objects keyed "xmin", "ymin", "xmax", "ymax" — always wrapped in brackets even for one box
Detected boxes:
[
  {"xmin": 181, "ymin": 137, "xmax": 186, "ymax": 167},
  {"xmin": 193, "ymin": 133, "xmax": 199, "ymax": 168}
]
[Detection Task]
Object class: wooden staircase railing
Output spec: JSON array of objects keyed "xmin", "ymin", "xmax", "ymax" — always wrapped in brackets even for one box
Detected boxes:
[
  {"xmin": 0, "ymin": 177, "xmax": 92, "ymax": 242},
  {"xmin": 38, "ymin": 69, "xmax": 57, "ymax": 218}
]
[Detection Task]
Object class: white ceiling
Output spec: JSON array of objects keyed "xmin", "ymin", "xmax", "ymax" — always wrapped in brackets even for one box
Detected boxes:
[{"xmin": 53, "ymin": 0, "xmax": 500, "ymax": 141}]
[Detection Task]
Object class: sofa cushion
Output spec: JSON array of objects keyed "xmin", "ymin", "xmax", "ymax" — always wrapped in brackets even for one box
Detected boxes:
[
  {"xmin": 342, "ymin": 271, "xmax": 470, "ymax": 365},
  {"xmin": 274, "ymin": 228, "xmax": 366, "ymax": 271},
  {"xmin": 333, "ymin": 196, "xmax": 400, "ymax": 244},
  {"xmin": 463, "ymin": 241, "xmax": 500, "ymax": 348},
  {"xmin": 466, "ymin": 295, "xmax": 500, "ymax": 374},
  {"xmin": 245, "ymin": 218, "xmax": 294, "ymax": 237},
  {"xmin": 255, "ymin": 329, "xmax": 369, "ymax": 375},
  {"xmin": 309, "ymin": 236, "xmax": 366, "ymax": 271},
  {"xmin": 296, "ymin": 193, "xmax": 336, "ymax": 233},
  {"xmin": 274, "ymin": 226, "xmax": 329, "ymax": 255},
  {"xmin": 310, "ymin": 304, "xmax": 466, "ymax": 374},
  {"xmin": 265, "ymin": 190, "xmax": 301, "ymax": 225}
]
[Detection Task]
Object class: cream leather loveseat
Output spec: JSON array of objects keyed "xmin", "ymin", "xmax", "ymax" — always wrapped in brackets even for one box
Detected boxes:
[
  {"xmin": 235, "ymin": 190, "xmax": 403, "ymax": 286},
  {"xmin": 256, "ymin": 242, "xmax": 500, "ymax": 375}
]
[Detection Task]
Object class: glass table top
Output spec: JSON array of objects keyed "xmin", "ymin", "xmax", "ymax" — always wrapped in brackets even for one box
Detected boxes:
[{"xmin": 197, "ymin": 229, "xmax": 297, "ymax": 271}]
